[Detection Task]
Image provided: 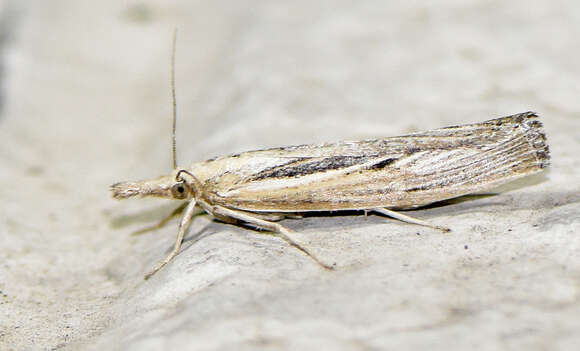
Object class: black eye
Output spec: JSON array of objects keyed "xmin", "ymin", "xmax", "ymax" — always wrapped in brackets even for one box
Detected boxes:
[{"xmin": 171, "ymin": 183, "xmax": 189, "ymax": 199}]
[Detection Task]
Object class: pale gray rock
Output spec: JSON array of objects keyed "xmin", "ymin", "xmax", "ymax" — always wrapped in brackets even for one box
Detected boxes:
[{"xmin": 1, "ymin": 1, "xmax": 579, "ymax": 350}]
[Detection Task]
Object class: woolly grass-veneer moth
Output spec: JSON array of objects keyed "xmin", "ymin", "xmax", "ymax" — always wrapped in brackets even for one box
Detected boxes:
[{"xmin": 112, "ymin": 110, "xmax": 550, "ymax": 279}]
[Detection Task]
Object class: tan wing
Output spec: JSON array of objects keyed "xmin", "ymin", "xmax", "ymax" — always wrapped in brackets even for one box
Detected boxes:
[{"xmin": 192, "ymin": 112, "xmax": 549, "ymax": 212}]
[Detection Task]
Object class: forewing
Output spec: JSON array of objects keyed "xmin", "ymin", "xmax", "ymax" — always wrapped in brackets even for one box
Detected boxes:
[{"xmin": 197, "ymin": 112, "xmax": 549, "ymax": 212}]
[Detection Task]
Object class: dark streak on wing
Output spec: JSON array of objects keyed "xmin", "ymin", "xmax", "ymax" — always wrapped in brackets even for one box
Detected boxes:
[
  {"xmin": 250, "ymin": 155, "xmax": 374, "ymax": 180},
  {"xmin": 406, "ymin": 185, "xmax": 431, "ymax": 192},
  {"xmin": 248, "ymin": 155, "xmax": 400, "ymax": 181},
  {"xmin": 368, "ymin": 158, "xmax": 397, "ymax": 169}
]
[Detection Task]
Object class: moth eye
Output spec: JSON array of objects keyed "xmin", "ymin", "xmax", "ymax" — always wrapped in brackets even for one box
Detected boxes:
[{"xmin": 171, "ymin": 183, "xmax": 189, "ymax": 199}]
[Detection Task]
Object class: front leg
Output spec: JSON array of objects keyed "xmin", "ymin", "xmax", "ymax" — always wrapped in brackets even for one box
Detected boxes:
[
  {"xmin": 209, "ymin": 205, "xmax": 334, "ymax": 270},
  {"xmin": 133, "ymin": 202, "xmax": 204, "ymax": 236},
  {"xmin": 144, "ymin": 200, "xmax": 198, "ymax": 280}
]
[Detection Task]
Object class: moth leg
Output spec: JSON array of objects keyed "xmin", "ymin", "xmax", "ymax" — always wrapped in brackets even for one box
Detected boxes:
[
  {"xmin": 133, "ymin": 202, "xmax": 204, "ymax": 236},
  {"xmin": 272, "ymin": 213, "xmax": 304, "ymax": 220},
  {"xmin": 245, "ymin": 212, "xmax": 286, "ymax": 222},
  {"xmin": 210, "ymin": 205, "xmax": 334, "ymax": 270},
  {"xmin": 240, "ymin": 212, "xmax": 302, "ymax": 222},
  {"xmin": 144, "ymin": 200, "xmax": 198, "ymax": 280},
  {"xmin": 373, "ymin": 208, "xmax": 451, "ymax": 232},
  {"xmin": 284, "ymin": 214, "xmax": 304, "ymax": 219}
]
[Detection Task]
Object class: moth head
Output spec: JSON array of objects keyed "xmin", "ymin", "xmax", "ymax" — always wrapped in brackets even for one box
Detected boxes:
[{"xmin": 110, "ymin": 170, "xmax": 197, "ymax": 200}]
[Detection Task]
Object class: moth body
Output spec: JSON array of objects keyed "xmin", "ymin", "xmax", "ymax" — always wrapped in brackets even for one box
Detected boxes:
[
  {"xmin": 113, "ymin": 111, "xmax": 549, "ymax": 212},
  {"xmin": 111, "ymin": 111, "xmax": 550, "ymax": 279}
]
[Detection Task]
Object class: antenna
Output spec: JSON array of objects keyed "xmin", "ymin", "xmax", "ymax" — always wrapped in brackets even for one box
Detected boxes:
[{"xmin": 171, "ymin": 28, "xmax": 178, "ymax": 169}]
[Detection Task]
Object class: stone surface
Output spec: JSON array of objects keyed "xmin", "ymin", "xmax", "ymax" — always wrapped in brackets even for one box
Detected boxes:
[{"xmin": 0, "ymin": 1, "xmax": 579, "ymax": 350}]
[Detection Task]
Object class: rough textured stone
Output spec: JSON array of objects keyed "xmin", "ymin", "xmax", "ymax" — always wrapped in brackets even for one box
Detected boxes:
[{"xmin": 1, "ymin": 1, "xmax": 579, "ymax": 350}]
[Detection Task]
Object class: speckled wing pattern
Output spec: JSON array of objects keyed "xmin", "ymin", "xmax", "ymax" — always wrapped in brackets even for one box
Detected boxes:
[{"xmin": 194, "ymin": 112, "xmax": 549, "ymax": 212}]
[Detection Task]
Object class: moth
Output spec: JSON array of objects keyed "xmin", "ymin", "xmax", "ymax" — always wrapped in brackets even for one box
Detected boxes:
[{"xmin": 111, "ymin": 110, "xmax": 550, "ymax": 279}]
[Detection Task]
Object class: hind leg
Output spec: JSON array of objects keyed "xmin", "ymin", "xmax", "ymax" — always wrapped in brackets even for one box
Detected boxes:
[
  {"xmin": 373, "ymin": 207, "xmax": 450, "ymax": 232},
  {"xmin": 210, "ymin": 205, "xmax": 334, "ymax": 269}
]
